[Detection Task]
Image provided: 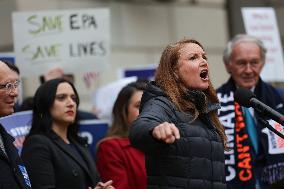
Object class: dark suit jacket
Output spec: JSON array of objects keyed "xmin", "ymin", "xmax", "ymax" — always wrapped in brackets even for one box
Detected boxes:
[
  {"xmin": 0, "ymin": 124, "xmax": 32, "ymax": 189},
  {"xmin": 21, "ymin": 132, "xmax": 100, "ymax": 189}
]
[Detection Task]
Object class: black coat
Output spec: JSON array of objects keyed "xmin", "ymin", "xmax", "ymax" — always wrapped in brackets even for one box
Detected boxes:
[
  {"xmin": 129, "ymin": 83, "xmax": 226, "ymax": 189},
  {"xmin": 0, "ymin": 124, "xmax": 32, "ymax": 189},
  {"xmin": 21, "ymin": 132, "xmax": 100, "ymax": 189}
]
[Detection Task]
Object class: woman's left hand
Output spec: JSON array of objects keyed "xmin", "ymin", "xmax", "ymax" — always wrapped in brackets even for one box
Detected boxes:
[{"xmin": 90, "ymin": 180, "xmax": 115, "ymax": 189}]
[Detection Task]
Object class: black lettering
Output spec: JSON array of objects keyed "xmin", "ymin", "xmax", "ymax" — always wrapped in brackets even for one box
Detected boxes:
[
  {"xmin": 70, "ymin": 14, "xmax": 80, "ymax": 30},
  {"xmin": 99, "ymin": 41, "xmax": 106, "ymax": 56}
]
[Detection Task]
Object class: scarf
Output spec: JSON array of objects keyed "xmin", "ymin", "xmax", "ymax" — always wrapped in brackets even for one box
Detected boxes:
[{"xmin": 217, "ymin": 78, "xmax": 284, "ymax": 188}]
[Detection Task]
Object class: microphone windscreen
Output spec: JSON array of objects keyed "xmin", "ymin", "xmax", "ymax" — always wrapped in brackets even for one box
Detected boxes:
[{"xmin": 234, "ymin": 87, "xmax": 256, "ymax": 107}]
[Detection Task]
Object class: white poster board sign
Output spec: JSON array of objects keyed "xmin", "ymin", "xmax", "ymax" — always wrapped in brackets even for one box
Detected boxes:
[
  {"xmin": 12, "ymin": 8, "xmax": 110, "ymax": 77},
  {"xmin": 92, "ymin": 76, "xmax": 137, "ymax": 121},
  {"xmin": 242, "ymin": 7, "xmax": 284, "ymax": 82}
]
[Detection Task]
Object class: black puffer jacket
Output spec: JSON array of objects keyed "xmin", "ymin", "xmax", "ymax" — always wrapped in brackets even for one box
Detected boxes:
[{"xmin": 129, "ymin": 83, "xmax": 226, "ymax": 189}]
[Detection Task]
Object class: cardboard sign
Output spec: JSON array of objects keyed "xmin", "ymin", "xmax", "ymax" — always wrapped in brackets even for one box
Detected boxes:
[{"xmin": 12, "ymin": 8, "xmax": 110, "ymax": 76}]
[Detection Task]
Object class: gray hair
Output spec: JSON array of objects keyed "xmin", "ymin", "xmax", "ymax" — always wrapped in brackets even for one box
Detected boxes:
[{"xmin": 223, "ymin": 34, "xmax": 267, "ymax": 64}]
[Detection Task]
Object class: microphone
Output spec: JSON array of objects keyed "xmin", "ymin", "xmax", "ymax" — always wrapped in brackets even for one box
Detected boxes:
[{"xmin": 234, "ymin": 87, "xmax": 284, "ymax": 125}]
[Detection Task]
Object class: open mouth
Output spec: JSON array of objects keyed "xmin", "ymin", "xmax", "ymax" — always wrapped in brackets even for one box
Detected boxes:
[{"xmin": 200, "ymin": 69, "xmax": 208, "ymax": 80}]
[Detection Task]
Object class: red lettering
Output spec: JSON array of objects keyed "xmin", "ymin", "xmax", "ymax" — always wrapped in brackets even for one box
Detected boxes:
[
  {"xmin": 237, "ymin": 146, "xmax": 250, "ymax": 153},
  {"xmin": 239, "ymin": 169, "xmax": 252, "ymax": 181},
  {"xmin": 235, "ymin": 104, "xmax": 242, "ymax": 116},
  {"xmin": 236, "ymin": 122, "xmax": 245, "ymax": 132},
  {"xmin": 234, "ymin": 102, "xmax": 253, "ymax": 182},
  {"xmin": 236, "ymin": 116, "xmax": 244, "ymax": 122},
  {"xmin": 238, "ymin": 153, "xmax": 250, "ymax": 159},
  {"xmin": 236, "ymin": 134, "xmax": 248, "ymax": 144},
  {"xmin": 238, "ymin": 157, "xmax": 252, "ymax": 169}
]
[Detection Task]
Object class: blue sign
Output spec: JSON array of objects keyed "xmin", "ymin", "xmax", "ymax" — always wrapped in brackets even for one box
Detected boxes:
[
  {"xmin": 0, "ymin": 53, "xmax": 15, "ymax": 64},
  {"xmin": 79, "ymin": 119, "xmax": 109, "ymax": 156},
  {"xmin": 0, "ymin": 56, "xmax": 15, "ymax": 64},
  {"xmin": 0, "ymin": 111, "xmax": 32, "ymax": 154},
  {"xmin": 0, "ymin": 111, "xmax": 108, "ymax": 155},
  {"xmin": 123, "ymin": 67, "xmax": 156, "ymax": 81}
]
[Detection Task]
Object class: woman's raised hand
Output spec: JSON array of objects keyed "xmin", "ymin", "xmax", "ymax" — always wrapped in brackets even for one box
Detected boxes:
[{"xmin": 152, "ymin": 122, "xmax": 180, "ymax": 144}]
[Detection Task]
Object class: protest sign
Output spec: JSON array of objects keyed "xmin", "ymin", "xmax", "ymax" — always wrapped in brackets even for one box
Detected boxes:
[
  {"xmin": 12, "ymin": 8, "xmax": 110, "ymax": 76},
  {"xmin": 242, "ymin": 7, "xmax": 284, "ymax": 81}
]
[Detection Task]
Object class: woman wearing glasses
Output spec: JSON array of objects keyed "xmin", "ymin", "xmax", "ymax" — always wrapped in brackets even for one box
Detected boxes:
[{"xmin": 21, "ymin": 78, "xmax": 114, "ymax": 189}]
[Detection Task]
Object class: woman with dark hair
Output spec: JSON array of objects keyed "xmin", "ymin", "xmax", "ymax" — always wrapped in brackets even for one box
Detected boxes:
[
  {"xmin": 96, "ymin": 81, "xmax": 147, "ymax": 189},
  {"xmin": 129, "ymin": 38, "xmax": 227, "ymax": 189},
  {"xmin": 21, "ymin": 78, "xmax": 114, "ymax": 189}
]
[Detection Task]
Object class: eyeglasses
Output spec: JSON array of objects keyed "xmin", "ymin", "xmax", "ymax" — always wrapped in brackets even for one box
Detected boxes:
[{"xmin": 0, "ymin": 80, "xmax": 20, "ymax": 94}]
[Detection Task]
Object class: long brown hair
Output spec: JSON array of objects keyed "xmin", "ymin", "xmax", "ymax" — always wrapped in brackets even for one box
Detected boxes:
[
  {"xmin": 155, "ymin": 38, "xmax": 227, "ymax": 147},
  {"xmin": 107, "ymin": 81, "xmax": 147, "ymax": 138}
]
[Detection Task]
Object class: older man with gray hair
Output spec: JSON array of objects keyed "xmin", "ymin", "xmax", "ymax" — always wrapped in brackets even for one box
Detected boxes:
[
  {"xmin": 0, "ymin": 60, "xmax": 31, "ymax": 189},
  {"xmin": 217, "ymin": 34, "xmax": 284, "ymax": 189}
]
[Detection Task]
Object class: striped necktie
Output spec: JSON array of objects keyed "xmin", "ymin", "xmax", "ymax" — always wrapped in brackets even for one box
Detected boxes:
[{"xmin": 244, "ymin": 107, "xmax": 258, "ymax": 154}]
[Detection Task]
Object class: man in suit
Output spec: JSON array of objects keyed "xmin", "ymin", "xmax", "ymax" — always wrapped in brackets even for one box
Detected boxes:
[
  {"xmin": 217, "ymin": 34, "xmax": 284, "ymax": 189},
  {"xmin": 0, "ymin": 60, "xmax": 32, "ymax": 189}
]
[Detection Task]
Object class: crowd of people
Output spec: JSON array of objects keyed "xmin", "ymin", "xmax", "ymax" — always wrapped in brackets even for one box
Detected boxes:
[{"xmin": 0, "ymin": 34, "xmax": 284, "ymax": 189}]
